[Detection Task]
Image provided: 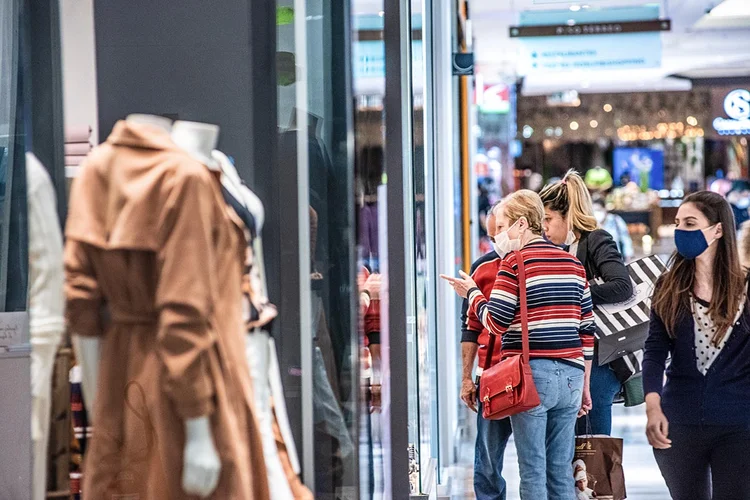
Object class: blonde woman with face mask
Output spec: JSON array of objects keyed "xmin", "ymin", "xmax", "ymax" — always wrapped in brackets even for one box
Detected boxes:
[
  {"xmin": 443, "ymin": 190, "xmax": 596, "ymax": 500},
  {"xmin": 540, "ymin": 170, "xmax": 633, "ymax": 437}
]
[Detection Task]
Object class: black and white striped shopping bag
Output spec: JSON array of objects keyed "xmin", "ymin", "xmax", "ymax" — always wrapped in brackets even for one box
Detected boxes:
[{"xmin": 592, "ymin": 255, "xmax": 667, "ymax": 365}]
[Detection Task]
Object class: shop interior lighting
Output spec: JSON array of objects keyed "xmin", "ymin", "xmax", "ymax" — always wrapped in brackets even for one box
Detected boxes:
[
  {"xmin": 570, "ymin": 4, "xmax": 581, "ymax": 12},
  {"xmin": 709, "ymin": 0, "xmax": 750, "ymax": 18},
  {"xmin": 603, "ymin": 103, "xmax": 613, "ymax": 112},
  {"xmin": 570, "ymin": 121, "xmax": 579, "ymax": 130},
  {"xmin": 555, "ymin": 127, "xmax": 563, "ymax": 137},
  {"xmin": 687, "ymin": 116, "xmax": 698, "ymax": 126},
  {"xmin": 590, "ymin": 120, "xmax": 598, "ymax": 128}
]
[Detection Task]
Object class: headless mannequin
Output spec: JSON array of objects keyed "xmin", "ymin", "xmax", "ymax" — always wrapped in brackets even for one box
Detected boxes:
[
  {"xmin": 72, "ymin": 111, "xmax": 175, "ymax": 421},
  {"xmin": 26, "ymin": 152, "xmax": 65, "ymax": 500},
  {"xmin": 70, "ymin": 115, "xmax": 222, "ymax": 499},
  {"xmin": 214, "ymin": 149, "xmax": 314, "ymax": 499}
]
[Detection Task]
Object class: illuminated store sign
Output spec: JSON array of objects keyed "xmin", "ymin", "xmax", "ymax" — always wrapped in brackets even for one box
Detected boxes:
[
  {"xmin": 518, "ymin": 6, "xmax": 663, "ymax": 73},
  {"xmin": 713, "ymin": 89, "xmax": 750, "ymax": 136}
]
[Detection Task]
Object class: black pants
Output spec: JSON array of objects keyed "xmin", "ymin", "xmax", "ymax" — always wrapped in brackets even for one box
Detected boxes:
[{"xmin": 654, "ymin": 424, "xmax": 750, "ymax": 500}]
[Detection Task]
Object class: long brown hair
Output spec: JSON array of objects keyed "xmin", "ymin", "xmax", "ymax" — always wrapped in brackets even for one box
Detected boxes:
[
  {"xmin": 539, "ymin": 170, "xmax": 598, "ymax": 233},
  {"xmin": 652, "ymin": 191, "xmax": 746, "ymax": 344}
]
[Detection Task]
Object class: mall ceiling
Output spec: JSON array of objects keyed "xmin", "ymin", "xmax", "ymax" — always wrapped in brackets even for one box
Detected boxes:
[{"xmin": 472, "ymin": 0, "xmax": 750, "ymax": 94}]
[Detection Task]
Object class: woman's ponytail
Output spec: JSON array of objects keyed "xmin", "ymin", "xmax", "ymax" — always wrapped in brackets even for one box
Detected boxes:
[{"xmin": 562, "ymin": 170, "xmax": 598, "ymax": 233}]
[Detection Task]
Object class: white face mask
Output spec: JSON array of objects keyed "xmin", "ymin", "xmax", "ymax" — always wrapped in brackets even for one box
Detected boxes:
[
  {"xmin": 594, "ymin": 209, "xmax": 606, "ymax": 225},
  {"xmin": 492, "ymin": 220, "xmax": 521, "ymax": 257},
  {"xmin": 565, "ymin": 229, "xmax": 577, "ymax": 246}
]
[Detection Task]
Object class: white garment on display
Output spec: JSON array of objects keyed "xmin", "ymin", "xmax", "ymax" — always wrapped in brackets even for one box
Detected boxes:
[
  {"xmin": 246, "ymin": 332, "xmax": 294, "ymax": 500},
  {"xmin": 26, "ymin": 152, "xmax": 65, "ymax": 500}
]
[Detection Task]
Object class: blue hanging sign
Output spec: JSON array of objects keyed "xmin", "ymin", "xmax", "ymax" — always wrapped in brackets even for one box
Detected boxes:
[{"xmin": 518, "ymin": 6, "xmax": 663, "ymax": 73}]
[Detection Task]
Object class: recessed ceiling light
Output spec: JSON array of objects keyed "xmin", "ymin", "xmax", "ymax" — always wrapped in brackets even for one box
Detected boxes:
[
  {"xmin": 570, "ymin": 121, "xmax": 580, "ymax": 130},
  {"xmin": 590, "ymin": 120, "xmax": 599, "ymax": 128},
  {"xmin": 570, "ymin": 5, "xmax": 581, "ymax": 12},
  {"xmin": 603, "ymin": 104, "xmax": 613, "ymax": 112},
  {"xmin": 378, "ymin": 10, "xmax": 385, "ymax": 17}
]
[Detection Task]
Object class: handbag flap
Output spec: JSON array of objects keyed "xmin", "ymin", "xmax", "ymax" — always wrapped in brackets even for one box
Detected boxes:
[{"xmin": 481, "ymin": 354, "xmax": 523, "ymax": 399}]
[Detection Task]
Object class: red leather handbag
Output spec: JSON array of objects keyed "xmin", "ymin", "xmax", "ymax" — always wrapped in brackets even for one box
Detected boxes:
[{"xmin": 480, "ymin": 250, "xmax": 541, "ymax": 420}]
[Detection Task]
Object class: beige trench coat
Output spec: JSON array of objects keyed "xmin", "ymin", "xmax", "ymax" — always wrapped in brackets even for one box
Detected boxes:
[{"xmin": 64, "ymin": 121, "xmax": 270, "ymax": 500}]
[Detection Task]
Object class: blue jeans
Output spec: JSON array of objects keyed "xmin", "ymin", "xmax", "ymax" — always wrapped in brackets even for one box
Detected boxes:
[
  {"xmin": 576, "ymin": 362, "xmax": 620, "ymax": 436},
  {"xmin": 511, "ymin": 359, "xmax": 584, "ymax": 500},
  {"xmin": 475, "ymin": 400, "xmax": 512, "ymax": 500}
]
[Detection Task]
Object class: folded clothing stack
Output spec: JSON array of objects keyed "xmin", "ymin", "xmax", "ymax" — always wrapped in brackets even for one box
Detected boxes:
[{"xmin": 64, "ymin": 125, "xmax": 92, "ymax": 169}]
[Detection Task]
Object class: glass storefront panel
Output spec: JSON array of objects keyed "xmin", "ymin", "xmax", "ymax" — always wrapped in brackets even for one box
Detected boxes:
[
  {"xmin": 277, "ymin": 0, "xmax": 361, "ymax": 497},
  {"xmin": 351, "ymin": 7, "xmax": 389, "ymax": 498},
  {"xmin": 407, "ymin": 0, "xmax": 441, "ymax": 493},
  {"xmin": 0, "ymin": 0, "xmax": 31, "ymax": 495},
  {"xmin": 1, "ymin": 0, "xmax": 28, "ymax": 313}
]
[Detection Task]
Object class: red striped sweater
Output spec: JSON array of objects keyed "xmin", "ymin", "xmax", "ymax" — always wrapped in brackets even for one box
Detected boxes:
[{"xmin": 468, "ymin": 241, "xmax": 596, "ymax": 369}]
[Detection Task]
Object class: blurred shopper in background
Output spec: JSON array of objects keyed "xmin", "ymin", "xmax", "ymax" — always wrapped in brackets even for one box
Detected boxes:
[
  {"xmin": 726, "ymin": 180, "xmax": 750, "ymax": 230},
  {"xmin": 459, "ymin": 202, "xmax": 512, "ymax": 500},
  {"xmin": 540, "ymin": 171, "xmax": 633, "ymax": 437},
  {"xmin": 584, "ymin": 165, "xmax": 613, "ymax": 193},
  {"xmin": 445, "ymin": 189, "xmax": 595, "ymax": 500},
  {"xmin": 592, "ymin": 198, "xmax": 634, "ymax": 263},
  {"xmin": 644, "ymin": 191, "xmax": 750, "ymax": 500},
  {"xmin": 739, "ymin": 219, "xmax": 750, "ymax": 271}
]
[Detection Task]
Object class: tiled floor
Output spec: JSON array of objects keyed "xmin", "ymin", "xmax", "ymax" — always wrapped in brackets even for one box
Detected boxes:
[{"xmin": 444, "ymin": 406, "xmax": 671, "ymax": 499}]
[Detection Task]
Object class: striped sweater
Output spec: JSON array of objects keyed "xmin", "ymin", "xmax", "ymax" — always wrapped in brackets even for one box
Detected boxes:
[{"xmin": 468, "ymin": 241, "xmax": 596, "ymax": 369}]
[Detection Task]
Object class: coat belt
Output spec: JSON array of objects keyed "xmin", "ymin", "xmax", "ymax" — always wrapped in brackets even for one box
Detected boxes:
[{"xmin": 110, "ymin": 311, "xmax": 158, "ymax": 325}]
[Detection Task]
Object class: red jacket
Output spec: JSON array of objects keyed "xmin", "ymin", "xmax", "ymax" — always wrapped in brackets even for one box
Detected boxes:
[{"xmin": 461, "ymin": 251, "xmax": 503, "ymax": 374}]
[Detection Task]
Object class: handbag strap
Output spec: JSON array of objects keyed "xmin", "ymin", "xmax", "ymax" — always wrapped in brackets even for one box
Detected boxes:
[
  {"xmin": 482, "ymin": 250, "xmax": 531, "ymax": 371},
  {"xmin": 515, "ymin": 250, "xmax": 531, "ymax": 362}
]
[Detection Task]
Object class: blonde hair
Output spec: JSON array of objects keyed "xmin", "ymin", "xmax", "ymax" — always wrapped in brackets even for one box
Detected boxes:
[
  {"xmin": 502, "ymin": 189, "xmax": 545, "ymax": 235},
  {"xmin": 539, "ymin": 170, "xmax": 598, "ymax": 233}
]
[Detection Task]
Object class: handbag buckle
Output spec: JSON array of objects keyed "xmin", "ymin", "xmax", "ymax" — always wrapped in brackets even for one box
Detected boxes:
[
  {"xmin": 505, "ymin": 384, "xmax": 513, "ymax": 393},
  {"xmin": 483, "ymin": 395, "xmax": 490, "ymax": 403}
]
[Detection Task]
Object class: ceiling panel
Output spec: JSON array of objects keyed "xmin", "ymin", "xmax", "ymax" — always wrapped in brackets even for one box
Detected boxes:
[{"xmin": 470, "ymin": 0, "xmax": 750, "ymax": 92}]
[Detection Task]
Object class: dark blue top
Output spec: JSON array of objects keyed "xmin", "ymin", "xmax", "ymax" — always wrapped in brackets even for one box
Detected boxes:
[{"xmin": 643, "ymin": 297, "xmax": 750, "ymax": 426}]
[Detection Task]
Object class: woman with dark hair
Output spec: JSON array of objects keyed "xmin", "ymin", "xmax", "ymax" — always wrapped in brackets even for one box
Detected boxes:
[
  {"xmin": 643, "ymin": 191, "xmax": 750, "ymax": 499},
  {"xmin": 540, "ymin": 170, "xmax": 633, "ymax": 436}
]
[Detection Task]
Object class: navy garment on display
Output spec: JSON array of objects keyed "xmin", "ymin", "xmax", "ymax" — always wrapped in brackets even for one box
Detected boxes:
[
  {"xmin": 221, "ymin": 186, "xmax": 260, "ymax": 324},
  {"xmin": 222, "ymin": 185, "xmax": 257, "ymax": 240}
]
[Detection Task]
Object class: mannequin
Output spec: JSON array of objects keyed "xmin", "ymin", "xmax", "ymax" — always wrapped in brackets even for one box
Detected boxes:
[
  {"xmin": 66, "ymin": 116, "xmax": 269, "ymax": 499},
  {"xmin": 72, "ymin": 113, "xmax": 172, "ymax": 421},
  {"xmin": 213, "ymin": 150, "xmax": 310, "ymax": 499},
  {"xmin": 172, "ymin": 121, "xmax": 221, "ymax": 171},
  {"xmin": 26, "ymin": 152, "xmax": 65, "ymax": 500},
  {"xmin": 125, "ymin": 113, "xmax": 172, "ymax": 133},
  {"xmin": 72, "ymin": 113, "xmax": 173, "ymax": 420}
]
